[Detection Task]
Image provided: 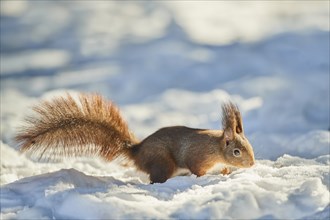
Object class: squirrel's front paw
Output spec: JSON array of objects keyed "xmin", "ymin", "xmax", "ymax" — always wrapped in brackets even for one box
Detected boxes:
[{"xmin": 220, "ymin": 167, "xmax": 232, "ymax": 175}]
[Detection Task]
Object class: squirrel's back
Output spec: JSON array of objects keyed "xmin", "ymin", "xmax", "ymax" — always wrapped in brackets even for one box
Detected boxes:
[{"xmin": 136, "ymin": 126, "xmax": 222, "ymax": 165}]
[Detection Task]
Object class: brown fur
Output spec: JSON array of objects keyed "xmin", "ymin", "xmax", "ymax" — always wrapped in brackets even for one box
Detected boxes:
[
  {"xmin": 16, "ymin": 93, "xmax": 137, "ymax": 161},
  {"xmin": 222, "ymin": 102, "xmax": 243, "ymax": 138},
  {"xmin": 15, "ymin": 93, "xmax": 255, "ymax": 183}
]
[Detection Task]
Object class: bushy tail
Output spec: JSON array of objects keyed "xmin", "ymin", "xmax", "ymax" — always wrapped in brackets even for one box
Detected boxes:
[{"xmin": 15, "ymin": 93, "xmax": 138, "ymax": 161}]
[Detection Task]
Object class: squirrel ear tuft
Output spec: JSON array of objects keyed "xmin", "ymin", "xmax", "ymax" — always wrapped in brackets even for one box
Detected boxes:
[{"xmin": 221, "ymin": 101, "xmax": 243, "ymax": 136}]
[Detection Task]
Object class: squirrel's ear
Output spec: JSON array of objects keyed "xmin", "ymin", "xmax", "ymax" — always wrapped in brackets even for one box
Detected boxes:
[
  {"xmin": 234, "ymin": 106, "xmax": 243, "ymax": 134},
  {"xmin": 224, "ymin": 128, "xmax": 234, "ymax": 141},
  {"xmin": 222, "ymin": 101, "xmax": 242, "ymax": 137}
]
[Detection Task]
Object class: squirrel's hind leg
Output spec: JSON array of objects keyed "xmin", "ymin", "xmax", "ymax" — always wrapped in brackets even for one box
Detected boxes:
[
  {"xmin": 130, "ymin": 144, "xmax": 176, "ymax": 183},
  {"xmin": 148, "ymin": 157, "xmax": 176, "ymax": 183}
]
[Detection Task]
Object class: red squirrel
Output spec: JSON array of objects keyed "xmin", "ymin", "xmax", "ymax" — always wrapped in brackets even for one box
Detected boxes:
[{"xmin": 15, "ymin": 93, "xmax": 255, "ymax": 183}]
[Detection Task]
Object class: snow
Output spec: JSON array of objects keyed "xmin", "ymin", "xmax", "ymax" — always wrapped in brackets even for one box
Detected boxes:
[
  {"xmin": 164, "ymin": 1, "xmax": 330, "ymax": 45},
  {"xmin": 1, "ymin": 1, "xmax": 329, "ymax": 219},
  {"xmin": 1, "ymin": 49, "xmax": 70, "ymax": 75},
  {"xmin": 1, "ymin": 141, "xmax": 329, "ymax": 219}
]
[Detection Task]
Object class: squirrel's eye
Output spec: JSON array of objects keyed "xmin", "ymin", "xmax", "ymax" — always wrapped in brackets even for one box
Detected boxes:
[{"xmin": 233, "ymin": 148, "xmax": 241, "ymax": 157}]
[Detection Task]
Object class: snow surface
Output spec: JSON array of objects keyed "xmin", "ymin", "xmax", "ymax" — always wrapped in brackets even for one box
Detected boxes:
[{"xmin": 1, "ymin": 1, "xmax": 329, "ymax": 219}]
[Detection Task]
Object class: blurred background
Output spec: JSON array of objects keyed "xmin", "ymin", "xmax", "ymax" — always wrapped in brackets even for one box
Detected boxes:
[{"xmin": 1, "ymin": 1, "xmax": 329, "ymax": 160}]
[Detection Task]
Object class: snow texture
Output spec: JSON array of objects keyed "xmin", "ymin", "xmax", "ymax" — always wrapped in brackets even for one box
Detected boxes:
[{"xmin": 1, "ymin": 1, "xmax": 329, "ymax": 219}]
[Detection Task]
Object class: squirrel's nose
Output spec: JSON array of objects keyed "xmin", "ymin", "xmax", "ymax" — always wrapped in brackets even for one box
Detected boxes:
[{"xmin": 243, "ymin": 160, "xmax": 254, "ymax": 167}]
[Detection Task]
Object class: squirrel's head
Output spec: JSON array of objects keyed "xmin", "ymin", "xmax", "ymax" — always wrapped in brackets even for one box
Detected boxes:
[{"xmin": 221, "ymin": 102, "xmax": 255, "ymax": 168}]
